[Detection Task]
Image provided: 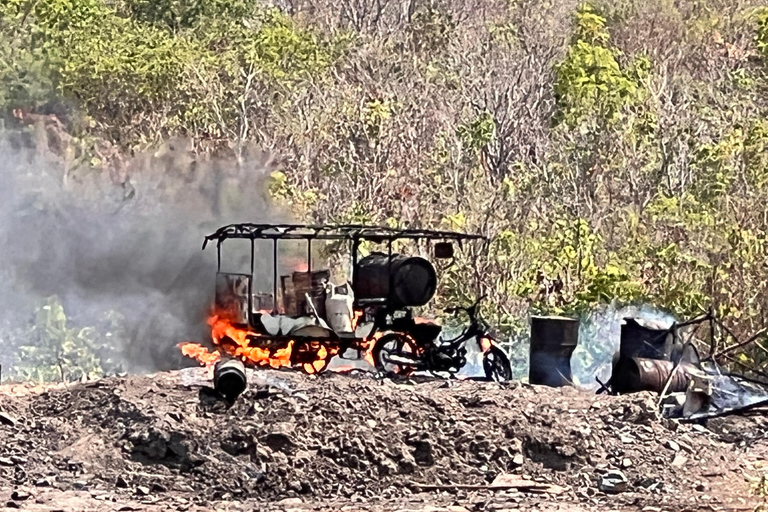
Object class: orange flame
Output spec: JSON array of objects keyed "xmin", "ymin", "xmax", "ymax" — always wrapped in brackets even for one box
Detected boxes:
[
  {"xmin": 179, "ymin": 342, "xmax": 221, "ymax": 366},
  {"xmin": 351, "ymin": 310, "xmax": 364, "ymax": 331},
  {"xmin": 181, "ymin": 310, "xmax": 421, "ymax": 376},
  {"xmin": 182, "ymin": 314, "xmax": 350, "ymax": 373}
]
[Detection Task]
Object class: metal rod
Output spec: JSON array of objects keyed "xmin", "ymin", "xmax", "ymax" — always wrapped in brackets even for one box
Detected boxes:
[
  {"xmin": 387, "ymin": 238, "xmax": 393, "ymax": 303},
  {"xmin": 708, "ymin": 306, "xmax": 716, "ymax": 358},
  {"xmin": 273, "ymin": 239, "xmax": 278, "ymax": 315},
  {"xmin": 352, "ymin": 237, "xmax": 359, "ymax": 306},
  {"xmin": 217, "ymin": 242, "xmax": 221, "ymax": 272},
  {"xmin": 307, "ymin": 238, "xmax": 312, "ymax": 274},
  {"xmin": 248, "ymin": 239, "xmax": 254, "ymax": 325}
]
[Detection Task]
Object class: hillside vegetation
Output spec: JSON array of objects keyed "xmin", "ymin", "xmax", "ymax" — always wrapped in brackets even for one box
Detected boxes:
[{"xmin": 3, "ymin": 0, "xmax": 768, "ymax": 377}]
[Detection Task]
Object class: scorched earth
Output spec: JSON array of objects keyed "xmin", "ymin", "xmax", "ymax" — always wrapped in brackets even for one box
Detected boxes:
[{"xmin": 0, "ymin": 368, "xmax": 766, "ymax": 512}]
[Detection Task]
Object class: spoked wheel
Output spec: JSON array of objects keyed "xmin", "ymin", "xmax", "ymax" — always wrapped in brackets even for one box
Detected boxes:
[
  {"xmin": 371, "ymin": 333, "xmax": 419, "ymax": 376},
  {"xmin": 483, "ymin": 346, "xmax": 512, "ymax": 382},
  {"xmin": 295, "ymin": 341, "xmax": 334, "ymax": 375}
]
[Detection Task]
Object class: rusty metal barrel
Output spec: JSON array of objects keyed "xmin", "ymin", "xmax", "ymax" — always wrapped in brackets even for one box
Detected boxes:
[
  {"xmin": 619, "ymin": 317, "xmax": 673, "ymax": 361},
  {"xmin": 529, "ymin": 316, "xmax": 579, "ymax": 387},
  {"xmin": 611, "ymin": 357, "xmax": 691, "ymax": 394},
  {"xmin": 354, "ymin": 253, "xmax": 437, "ymax": 308}
]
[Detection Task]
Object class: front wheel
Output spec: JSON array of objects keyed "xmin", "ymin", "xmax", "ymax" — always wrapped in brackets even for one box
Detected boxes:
[
  {"xmin": 371, "ymin": 333, "xmax": 419, "ymax": 376},
  {"xmin": 483, "ymin": 346, "xmax": 512, "ymax": 382}
]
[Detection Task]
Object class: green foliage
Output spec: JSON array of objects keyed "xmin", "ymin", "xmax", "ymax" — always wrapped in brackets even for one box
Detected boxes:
[
  {"xmin": 0, "ymin": 0, "xmax": 337, "ymax": 144},
  {"xmin": 755, "ymin": 7, "xmax": 768, "ymax": 58},
  {"xmin": 13, "ymin": 297, "xmax": 104, "ymax": 383},
  {"xmin": 119, "ymin": 0, "xmax": 255, "ymax": 31},
  {"xmin": 268, "ymin": 170, "xmax": 320, "ymax": 217},
  {"xmin": 410, "ymin": 3, "xmax": 455, "ymax": 53},
  {"xmin": 362, "ymin": 98, "xmax": 392, "ymax": 139},
  {"xmin": 554, "ymin": 4, "xmax": 650, "ymax": 127},
  {"xmin": 457, "ymin": 112, "xmax": 494, "ymax": 152}
]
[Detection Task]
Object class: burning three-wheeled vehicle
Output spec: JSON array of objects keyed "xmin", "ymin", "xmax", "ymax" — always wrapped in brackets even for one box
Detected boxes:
[{"xmin": 181, "ymin": 223, "xmax": 512, "ymax": 381}]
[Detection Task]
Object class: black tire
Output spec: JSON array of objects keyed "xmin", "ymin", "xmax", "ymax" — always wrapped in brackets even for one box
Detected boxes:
[
  {"xmin": 483, "ymin": 346, "xmax": 512, "ymax": 382},
  {"xmin": 371, "ymin": 333, "xmax": 419, "ymax": 375}
]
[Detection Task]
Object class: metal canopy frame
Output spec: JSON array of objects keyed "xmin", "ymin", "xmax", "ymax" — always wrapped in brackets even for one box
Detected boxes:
[
  {"xmin": 203, "ymin": 223, "xmax": 486, "ymax": 317},
  {"xmin": 203, "ymin": 223, "xmax": 486, "ymax": 247}
]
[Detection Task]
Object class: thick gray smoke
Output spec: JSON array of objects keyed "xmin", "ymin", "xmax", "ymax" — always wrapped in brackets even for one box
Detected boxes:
[
  {"xmin": 571, "ymin": 303, "xmax": 676, "ymax": 390},
  {"xmin": 0, "ymin": 133, "xmax": 285, "ymax": 376}
]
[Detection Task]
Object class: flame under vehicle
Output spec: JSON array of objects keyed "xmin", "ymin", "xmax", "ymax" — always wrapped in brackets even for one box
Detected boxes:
[{"xmin": 186, "ymin": 223, "xmax": 512, "ymax": 381}]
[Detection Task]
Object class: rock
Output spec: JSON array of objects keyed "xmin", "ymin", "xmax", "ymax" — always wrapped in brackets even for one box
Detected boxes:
[
  {"xmin": 0, "ymin": 457, "xmax": 13, "ymax": 466},
  {"xmin": 10, "ymin": 491, "xmax": 31, "ymax": 501},
  {"xmin": 619, "ymin": 435, "xmax": 634, "ymax": 444},
  {"xmin": 377, "ymin": 458, "xmax": 399, "ymax": 476},
  {"xmin": 512, "ymin": 454, "xmax": 525, "ymax": 466},
  {"xmin": 598, "ymin": 470, "xmax": 628, "ymax": 494},
  {"xmin": 34, "ymin": 478, "xmax": 52, "ymax": 487},
  {"xmin": 665, "ymin": 440, "xmax": 680, "ymax": 452},
  {"xmin": 288, "ymin": 480, "xmax": 303, "ymax": 493},
  {"xmin": 411, "ymin": 439, "xmax": 435, "ymax": 466},
  {"xmin": 9, "ymin": 456, "xmax": 26, "ymax": 465},
  {"xmin": 621, "ymin": 458, "xmax": 632, "ymax": 468},
  {"xmin": 260, "ymin": 432, "xmax": 297, "ymax": 455},
  {"xmin": 5, "ymin": 501, "xmax": 20, "ymax": 509},
  {"xmin": 634, "ymin": 478, "xmax": 661, "ymax": 490},
  {"xmin": 276, "ymin": 497, "xmax": 303, "ymax": 506},
  {"xmin": 390, "ymin": 444, "xmax": 419, "ymax": 474},
  {"xmin": 0, "ymin": 412, "xmax": 17, "ymax": 426},
  {"xmin": 151, "ymin": 483, "xmax": 167, "ymax": 493},
  {"xmin": 115, "ymin": 476, "xmax": 129, "ymax": 488},
  {"xmin": 136, "ymin": 486, "xmax": 151, "ymax": 496},
  {"xmin": 671, "ymin": 454, "xmax": 688, "ymax": 467}
]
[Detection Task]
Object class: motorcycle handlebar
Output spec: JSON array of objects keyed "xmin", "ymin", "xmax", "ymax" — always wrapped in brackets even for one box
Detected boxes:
[{"xmin": 443, "ymin": 295, "xmax": 488, "ymax": 318}]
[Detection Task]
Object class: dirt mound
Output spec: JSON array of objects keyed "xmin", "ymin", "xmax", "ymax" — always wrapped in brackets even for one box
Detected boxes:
[{"xmin": 1, "ymin": 369, "xmax": 766, "ymax": 511}]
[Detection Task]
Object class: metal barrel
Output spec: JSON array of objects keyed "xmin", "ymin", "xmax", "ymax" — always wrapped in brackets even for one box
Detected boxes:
[
  {"xmin": 354, "ymin": 253, "xmax": 437, "ymax": 308},
  {"xmin": 619, "ymin": 318, "xmax": 673, "ymax": 361},
  {"xmin": 528, "ymin": 316, "xmax": 579, "ymax": 387},
  {"xmin": 214, "ymin": 358, "xmax": 247, "ymax": 402},
  {"xmin": 610, "ymin": 357, "xmax": 691, "ymax": 394}
]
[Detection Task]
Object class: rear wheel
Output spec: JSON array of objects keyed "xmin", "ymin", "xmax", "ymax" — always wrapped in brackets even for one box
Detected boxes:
[
  {"xmin": 483, "ymin": 346, "xmax": 512, "ymax": 382},
  {"xmin": 295, "ymin": 341, "xmax": 334, "ymax": 375},
  {"xmin": 371, "ymin": 333, "xmax": 419, "ymax": 375}
]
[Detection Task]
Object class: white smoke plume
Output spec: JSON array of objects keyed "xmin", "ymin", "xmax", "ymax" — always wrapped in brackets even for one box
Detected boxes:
[{"xmin": 571, "ymin": 302, "xmax": 676, "ymax": 390}]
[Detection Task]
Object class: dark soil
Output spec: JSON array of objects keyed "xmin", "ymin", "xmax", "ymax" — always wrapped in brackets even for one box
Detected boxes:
[{"xmin": 1, "ymin": 368, "xmax": 766, "ymax": 511}]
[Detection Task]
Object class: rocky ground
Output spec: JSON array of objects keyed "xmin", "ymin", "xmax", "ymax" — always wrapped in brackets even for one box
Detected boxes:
[{"xmin": 1, "ymin": 367, "xmax": 767, "ymax": 512}]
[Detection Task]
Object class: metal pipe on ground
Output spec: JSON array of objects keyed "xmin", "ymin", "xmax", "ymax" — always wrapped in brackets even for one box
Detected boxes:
[
  {"xmin": 529, "ymin": 316, "xmax": 579, "ymax": 387},
  {"xmin": 214, "ymin": 358, "xmax": 247, "ymax": 402}
]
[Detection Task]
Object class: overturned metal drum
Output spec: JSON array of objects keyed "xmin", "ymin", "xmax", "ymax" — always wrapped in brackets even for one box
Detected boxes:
[
  {"xmin": 611, "ymin": 357, "xmax": 692, "ymax": 394},
  {"xmin": 214, "ymin": 358, "xmax": 248, "ymax": 402}
]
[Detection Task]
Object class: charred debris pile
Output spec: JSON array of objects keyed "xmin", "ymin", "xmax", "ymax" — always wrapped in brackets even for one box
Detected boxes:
[{"xmin": 529, "ymin": 311, "xmax": 768, "ymax": 422}]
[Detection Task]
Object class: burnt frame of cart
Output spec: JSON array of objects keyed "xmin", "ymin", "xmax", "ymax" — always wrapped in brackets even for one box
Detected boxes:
[{"xmin": 202, "ymin": 223, "xmax": 486, "ymax": 372}]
